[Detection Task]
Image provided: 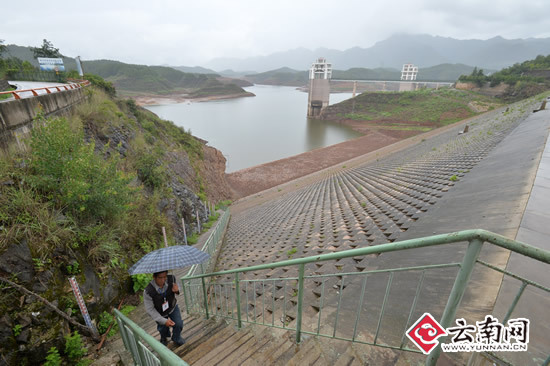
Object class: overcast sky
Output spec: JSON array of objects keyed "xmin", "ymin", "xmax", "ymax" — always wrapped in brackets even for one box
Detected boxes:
[{"xmin": 2, "ymin": 0, "xmax": 549, "ymax": 66}]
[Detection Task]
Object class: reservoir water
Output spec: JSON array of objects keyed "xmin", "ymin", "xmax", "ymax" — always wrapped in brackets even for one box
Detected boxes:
[{"xmin": 146, "ymin": 85, "xmax": 361, "ymax": 172}]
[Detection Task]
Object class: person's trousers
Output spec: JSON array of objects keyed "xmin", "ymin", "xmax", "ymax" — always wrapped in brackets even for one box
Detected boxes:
[{"xmin": 157, "ymin": 304, "xmax": 184, "ymax": 341}]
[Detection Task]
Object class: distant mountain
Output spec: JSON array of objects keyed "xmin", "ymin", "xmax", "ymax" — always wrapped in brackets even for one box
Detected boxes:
[
  {"xmin": 204, "ymin": 34, "xmax": 550, "ymax": 73},
  {"xmin": 244, "ymin": 63, "xmax": 485, "ymax": 86},
  {"xmin": 219, "ymin": 69, "xmax": 259, "ymax": 77},
  {"xmin": 332, "ymin": 67, "xmax": 400, "ymax": 81},
  {"xmin": 417, "ymin": 64, "xmax": 495, "ymax": 82},
  {"xmin": 171, "ymin": 65, "xmax": 218, "ymax": 74},
  {"xmin": 244, "ymin": 67, "xmax": 308, "ymax": 86}
]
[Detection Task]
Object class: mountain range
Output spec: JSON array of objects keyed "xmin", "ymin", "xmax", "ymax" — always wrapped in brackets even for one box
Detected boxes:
[{"xmin": 204, "ymin": 34, "xmax": 550, "ymax": 73}]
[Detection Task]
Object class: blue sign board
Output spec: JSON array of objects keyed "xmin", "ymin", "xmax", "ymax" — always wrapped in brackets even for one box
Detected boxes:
[{"xmin": 37, "ymin": 57, "xmax": 65, "ymax": 72}]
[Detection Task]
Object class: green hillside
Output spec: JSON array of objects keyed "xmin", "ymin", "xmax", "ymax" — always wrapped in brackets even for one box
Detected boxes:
[
  {"xmin": 83, "ymin": 59, "xmax": 249, "ymax": 96},
  {"xmin": 320, "ymin": 88, "xmax": 500, "ymax": 127},
  {"xmin": 458, "ymin": 54, "xmax": 550, "ymax": 100},
  {"xmin": 245, "ymin": 67, "xmax": 308, "ymax": 86},
  {"xmin": 417, "ymin": 64, "xmax": 493, "ymax": 81}
]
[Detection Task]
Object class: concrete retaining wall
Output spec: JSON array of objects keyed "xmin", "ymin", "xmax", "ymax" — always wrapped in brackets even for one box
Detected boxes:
[{"xmin": 0, "ymin": 88, "xmax": 86, "ymax": 150}]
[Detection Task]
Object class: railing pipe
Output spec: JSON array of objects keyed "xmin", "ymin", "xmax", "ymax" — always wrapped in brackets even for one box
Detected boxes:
[
  {"xmin": 0, "ymin": 81, "xmax": 90, "ymax": 99},
  {"xmin": 502, "ymin": 282, "xmax": 527, "ymax": 323},
  {"xmin": 201, "ymin": 277, "xmax": 210, "ymax": 319},
  {"xmin": 114, "ymin": 309, "xmax": 188, "ymax": 365},
  {"xmin": 182, "ymin": 230, "xmax": 550, "ymax": 283},
  {"xmin": 295, "ymin": 263, "xmax": 305, "ymax": 343},
  {"xmin": 400, "ymin": 271, "xmax": 426, "ymax": 348},
  {"xmin": 235, "ymin": 272, "xmax": 242, "ymax": 328},
  {"xmin": 333, "ymin": 276, "xmax": 345, "ymax": 338},
  {"xmin": 426, "ymin": 238, "xmax": 484, "ymax": 366},
  {"xmin": 182, "ymin": 281, "xmax": 191, "ymax": 315},
  {"xmin": 374, "ymin": 272, "xmax": 394, "ymax": 344}
]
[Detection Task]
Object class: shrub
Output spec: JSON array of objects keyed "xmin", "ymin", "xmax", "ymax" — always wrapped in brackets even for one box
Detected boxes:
[
  {"xmin": 64, "ymin": 332, "xmax": 86, "ymax": 362},
  {"xmin": 98, "ymin": 311, "xmax": 114, "ymax": 335},
  {"xmin": 84, "ymin": 73, "xmax": 116, "ymax": 97},
  {"xmin": 132, "ymin": 273, "xmax": 152, "ymax": 293},
  {"xmin": 44, "ymin": 347, "xmax": 62, "ymax": 366},
  {"xmin": 27, "ymin": 114, "xmax": 134, "ymax": 220},
  {"xmin": 135, "ymin": 150, "xmax": 166, "ymax": 189}
]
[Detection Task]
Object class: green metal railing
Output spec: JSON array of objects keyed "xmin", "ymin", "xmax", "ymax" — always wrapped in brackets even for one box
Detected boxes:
[
  {"xmin": 180, "ymin": 229, "xmax": 550, "ymax": 366},
  {"xmin": 114, "ymin": 309, "xmax": 188, "ymax": 366},
  {"xmin": 181, "ymin": 208, "xmax": 230, "ymax": 315},
  {"xmin": 114, "ymin": 208, "xmax": 229, "ymax": 366}
]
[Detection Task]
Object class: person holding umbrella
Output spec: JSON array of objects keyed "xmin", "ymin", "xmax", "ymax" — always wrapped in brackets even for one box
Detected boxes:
[
  {"xmin": 128, "ymin": 228, "xmax": 210, "ymax": 347},
  {"xmin": 143, "ymin": 271, "xmax": 186, "ymax": 346}
]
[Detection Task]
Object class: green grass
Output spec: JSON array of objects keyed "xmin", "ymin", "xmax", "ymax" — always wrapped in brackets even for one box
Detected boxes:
[
  {"xmin": 0, "ymin": 89, "xmax": 14, "ymax": 100},
  {"xmin": 332, "ymin": 89, "xmax": 500, "ymax": 127},
  {"xmin": 287, "ymin": 248, "xmax": 297, "ymax": 258}
]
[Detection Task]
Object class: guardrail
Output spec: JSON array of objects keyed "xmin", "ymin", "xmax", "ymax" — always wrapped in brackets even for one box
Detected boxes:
[
  {"xmin": 180, "ymin": 229, "xmax": 550, "ymax": 366},
  {"xmin": 181, "ymin": 208, "xmax": 230, "ymax": 316},
  {"xmin": 0, "ymin": 80, "xmax": 90, "ymax": 100},
  {"xmin": 114, "ymin": 309, "xmax": 188, "ymax": 366}
]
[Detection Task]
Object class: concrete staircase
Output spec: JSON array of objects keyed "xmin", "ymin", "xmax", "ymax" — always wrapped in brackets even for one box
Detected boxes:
[{"xmin": 152, "ymin": 314, "xmax": 426, "ymax": 365}]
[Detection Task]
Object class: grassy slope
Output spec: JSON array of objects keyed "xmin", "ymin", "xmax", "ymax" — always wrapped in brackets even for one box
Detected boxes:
[
  {"xmin": 0, "ymin": 87, "xmax": 225, "ymax": 363},
  {"xmin": 320, "ymin": 88, "xmax": 500, "ymax": 127}
]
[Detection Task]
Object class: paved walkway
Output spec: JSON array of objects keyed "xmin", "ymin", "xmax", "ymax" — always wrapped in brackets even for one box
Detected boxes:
[{"xmin": 493, "ymin": 105, "xmax": 550, "ymax": 366}]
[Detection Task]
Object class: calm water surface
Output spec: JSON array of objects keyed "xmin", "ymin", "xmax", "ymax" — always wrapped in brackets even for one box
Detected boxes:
[{"xmin": 146, "ymin": 85, "xmax": 360, "ymax": 172}]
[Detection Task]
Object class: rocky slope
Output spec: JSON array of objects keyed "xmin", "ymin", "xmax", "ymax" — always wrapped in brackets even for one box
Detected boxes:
[{"xmin": 0, "ymin": 85, "xmax": 231, "ymax": 365}]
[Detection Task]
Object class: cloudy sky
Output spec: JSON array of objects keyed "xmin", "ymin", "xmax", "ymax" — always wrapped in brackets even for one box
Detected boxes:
[{"xmin": 2, "ymin": 0, "xmax": 549, "ymax": 66}]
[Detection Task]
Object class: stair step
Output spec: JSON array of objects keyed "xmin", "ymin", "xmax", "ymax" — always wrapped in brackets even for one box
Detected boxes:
[
  {"xmin": 179, "ymin": 323, "xmax": 237, "ymax": 364},
  {"xmin": 193, "ymin": 330, "xmax": 255, "ymax": 366},
  {"xmin": 286, "ymin": 338, "xmax": 328, "ymax": 366},
  {"xmin": 241, "ymin": 331, "xmax": 292, "ymax": 365},
  {"xmin": 333, "ymin": 346, "xmax": 365, "ymax": 366},
  {"xmin": 220, "ymin": 330, "xmax": 275, "ymax": 365},
  {"xmin": 175, "ymin": 319, "xmax": 228, "ymax": 357}
]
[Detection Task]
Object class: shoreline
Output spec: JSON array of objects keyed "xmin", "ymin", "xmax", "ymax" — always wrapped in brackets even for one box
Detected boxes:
[
  {"xmin": 227, "ymin": 111, "xmax": 487, "ymax": 204},
  {"xmin": 132, "ymin": 91, "xmax": 255, "ymax": 106}
]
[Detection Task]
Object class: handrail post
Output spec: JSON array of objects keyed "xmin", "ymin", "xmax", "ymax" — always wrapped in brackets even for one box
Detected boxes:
[
  {"xmin": 235, "ymin": 272, "xmax": 242, "ymax": 328},
  {"xmin": 181, "ymin": 278, "xmax": 191, "ymax": 314},
  {"xmin": 426, "ymin": 238, "xmax": 483, "ymax": 366},
  {"xmin": 296, "ymin": 263, "xmax": 305, "ymax": 344},
  {"xmin": 201, "ymin": 277, "xmax": 210, "ymax": 319}
]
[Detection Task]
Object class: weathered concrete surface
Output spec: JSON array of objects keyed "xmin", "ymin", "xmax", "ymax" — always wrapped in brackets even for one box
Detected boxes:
[
  {"xmin": 367, "ymin": 106, "xmax": 550, "ymax": 365},
  {"xmin": 490, "ymin": 108, "xmax": 550, "ymax": 366},
  {"xmin": 0, "ymin": 88, "xmax": 86, "ymax": 148},
  {"xmin": 0, "ymin": 87, "xmax": 85, "ymax": 129}
]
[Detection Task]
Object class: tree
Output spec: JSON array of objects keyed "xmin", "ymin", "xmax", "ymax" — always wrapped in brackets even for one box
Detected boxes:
[
  {"xmin": 31, "ymin": 39, "xmax": 61, "ymax": 58},
  {"xmin": 0, "ymin": 39, "xmax": 5, "ymax": 57}
]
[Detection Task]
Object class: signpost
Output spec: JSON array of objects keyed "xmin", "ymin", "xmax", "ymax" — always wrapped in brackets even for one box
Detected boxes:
[{"xmin": 68, "ymin": 277, "xmax": 99, "ymax": 337}]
